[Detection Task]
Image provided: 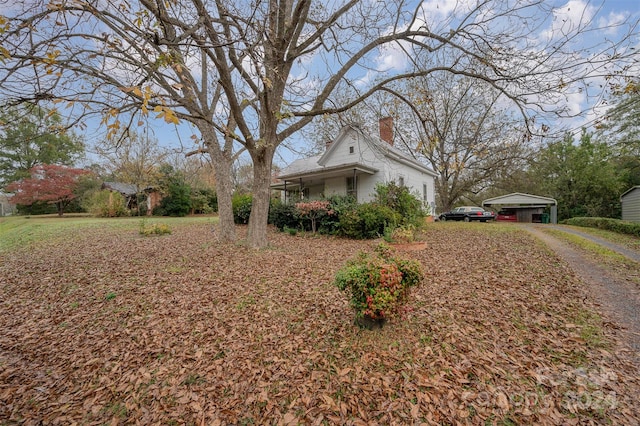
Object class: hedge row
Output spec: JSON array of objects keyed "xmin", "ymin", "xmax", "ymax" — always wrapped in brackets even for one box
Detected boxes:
[
  {"xmin": 562, "ymin": 217, "xmax": 640, "ymax": 238},
  {"xmin": 267, "ymin": 182, "xmax": 427, "ymax": 239}
]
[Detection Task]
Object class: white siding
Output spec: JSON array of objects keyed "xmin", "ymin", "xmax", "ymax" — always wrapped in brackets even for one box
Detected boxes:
[
  {"xmin": 324, "ymin": 177, "xmax": 346, "ymax": 197},
  {"xmin": 622, "ymin": 187, "xmax": 640, "ymax": 222},
  {"xmin": 307, "ymin": 184, "xmax": 325, "ymax": 200}
]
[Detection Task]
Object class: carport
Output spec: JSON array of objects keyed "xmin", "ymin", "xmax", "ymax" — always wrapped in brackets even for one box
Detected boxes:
[{"xmin": 482, "ymin": 193, "xmax": 558, "ymax": 224}]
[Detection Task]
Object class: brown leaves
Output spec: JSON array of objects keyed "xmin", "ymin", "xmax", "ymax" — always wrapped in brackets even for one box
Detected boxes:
[{"xmin": 0, "ymin": 224, "xmax": 639, "ymax": 424}]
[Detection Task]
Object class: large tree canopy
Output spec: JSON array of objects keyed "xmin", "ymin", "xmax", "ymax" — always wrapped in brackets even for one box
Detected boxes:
[
  {"xmin": 530, "ymin": 131, "xmax": 624, "ymax": 220},
  {"xmin": 1, "ymin": 0, "xmax": 637, "ymax": 246},
  {"xmin": 0, "ymin": 105, "xmax": 85, "ymax": 187}
]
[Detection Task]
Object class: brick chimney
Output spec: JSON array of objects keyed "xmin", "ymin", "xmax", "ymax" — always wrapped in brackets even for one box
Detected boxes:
[{"xmin": 379, "ymin": 116, "xmax": 393, "ymax": 145}]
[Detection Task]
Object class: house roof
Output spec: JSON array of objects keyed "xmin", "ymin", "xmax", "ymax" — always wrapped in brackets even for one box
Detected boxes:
[
  {"xmin": 275, "ymin": 124, "xmax": 436, "ymax": 182},
  {"xmin": 482, "ymin": 192, "xmax": 557, "ymax": 206},
  {"xmin": 621, "ymin": 186, "xmax": 640, "ymax": 200},
  {"xmin": 102, "ymin": 182, "xmax": 138, "ymax": 196}
]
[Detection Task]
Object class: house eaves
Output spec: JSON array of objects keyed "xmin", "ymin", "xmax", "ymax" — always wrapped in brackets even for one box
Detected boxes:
[{"xmin": 275, "ymin": 162, "xmax": 378, "ymax": 181}]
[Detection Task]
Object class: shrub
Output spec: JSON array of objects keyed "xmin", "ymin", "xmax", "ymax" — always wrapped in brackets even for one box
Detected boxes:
[
  {"xmin": 232, "ymin": 193, "xmax": 253, "ymax": 224},
  {"xmin": 338, "ymin": 202, "xmax": 399, "ymax": 239},
  {"xmin": 139, "ymin": 220, "xmax": 172, "ymax": 236},
  {"xmin": 374, "ymin": 182, "xmax": 425, "ymax": 227},
  {"xmin": 334, "ymin": 243, "xmax": 423, "ymax": 325},
  {"xmin": 190, "ymin": 189, "xmax": 215, "ymax": 214},
  {"xmin": 155, "ymin": 180, "xmax": 191, "ymax": 217},
  {"xmin": 384, "ymin": 224, "xmax": 418, "ymax": 243},
  {"xmin": 562, "ymin": 217, "xmax": 640, "ymax": 237},
  {"xmin": 295, "ymin": 200, "xmax": 335, "ymax": 233},
  {"xmin": 318, "ymin": 195, "xmax": 357, "ymax": 235},
  {"xmin": 269, "ymin": 199, "xmax": 299, "ymax": 231},
  {"xmin": 86, "ymin": 190, "xmax": 129, "ymax": 217}
]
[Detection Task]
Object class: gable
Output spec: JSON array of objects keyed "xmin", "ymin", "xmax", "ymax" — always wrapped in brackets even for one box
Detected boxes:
[{"xmin": 318, "ymin": 125, "xmax": 436, "ymax": 177}]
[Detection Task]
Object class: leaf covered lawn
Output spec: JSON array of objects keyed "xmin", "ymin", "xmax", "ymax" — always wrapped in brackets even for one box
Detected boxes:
[{"xmin": 1, "ymin": 223, "xmax": 639, "ymax": 425}]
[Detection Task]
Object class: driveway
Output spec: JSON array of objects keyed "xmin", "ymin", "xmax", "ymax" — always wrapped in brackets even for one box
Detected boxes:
[{"xmin": 525, "ymin": 224, "xmax": 640, "ymax": 368}]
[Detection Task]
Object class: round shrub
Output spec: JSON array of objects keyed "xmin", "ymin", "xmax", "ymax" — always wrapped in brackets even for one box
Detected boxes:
[{"xmin": 334, "ymin": 243, "xmax": 423, "ymax": 324}]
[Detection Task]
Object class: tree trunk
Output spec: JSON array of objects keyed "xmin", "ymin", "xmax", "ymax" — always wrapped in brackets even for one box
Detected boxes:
[
  {"xmin": 247, "ymin": 150, "xmax": 273, "ymax": 249},
  {"xmin": 214, "ymin": 160, "xmax": 236, "ymax": 243},
  {"xmin": 202, "ymin": 132, "xmax": 236, "ymax": 243}
]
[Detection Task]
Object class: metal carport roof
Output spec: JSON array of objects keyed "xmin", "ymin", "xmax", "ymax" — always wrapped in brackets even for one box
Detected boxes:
[{"xmin": 482, "ymin": 192, "xmax": 557, "ymax": 207}]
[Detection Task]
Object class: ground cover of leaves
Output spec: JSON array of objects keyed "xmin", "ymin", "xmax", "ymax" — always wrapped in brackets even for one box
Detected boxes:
[{"xmin": 1, "ymin": 222, "xmax": 639, "ymax": 425}]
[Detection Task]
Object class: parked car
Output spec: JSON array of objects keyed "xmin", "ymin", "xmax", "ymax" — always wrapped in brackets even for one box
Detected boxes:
[
  {"xmin": 439, "ymin": 206, "xmax": 495, "ymax": 222},
  {"xmin": 496, "ymin": 208, "xmax": 518, "ymax": 222}
]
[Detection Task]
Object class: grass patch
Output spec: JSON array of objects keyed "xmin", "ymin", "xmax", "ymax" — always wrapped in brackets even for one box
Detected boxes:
[
  {"xmin": 563, "ymin": 225, "xmax": 640, "ymax": 252},
  {"xmin": 0, "ymin": 215, "xmax": 218, "ymax": 253},
  {"xmin": 544, "ymin": 228, "xmax": 638, "ymax": 268}
]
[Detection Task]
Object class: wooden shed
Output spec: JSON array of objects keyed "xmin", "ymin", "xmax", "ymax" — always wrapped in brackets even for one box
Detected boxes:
[
  {"xmin": 482, "ymin": 193, "xmax": 558, "ymax": 224},
  {"xmin": 621, "ymin": 186, "xmax": 640, "ymax": 222}
]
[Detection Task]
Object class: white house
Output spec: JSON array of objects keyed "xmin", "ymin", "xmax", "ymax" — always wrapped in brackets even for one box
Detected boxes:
[{"xmin": 271, "ymin": 118, "xmax": 437, "ymax": 213}]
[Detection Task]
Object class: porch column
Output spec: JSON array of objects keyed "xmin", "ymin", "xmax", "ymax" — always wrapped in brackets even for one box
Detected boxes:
[{"xmin": 353, "ymin": 169, "xmax": 357, "ymax": 202}]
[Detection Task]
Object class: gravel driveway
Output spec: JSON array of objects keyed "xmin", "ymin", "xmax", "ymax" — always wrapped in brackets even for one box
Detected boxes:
[{"xmin": 525, "ymin": 224, "xmax": 640, "ymax": 368}]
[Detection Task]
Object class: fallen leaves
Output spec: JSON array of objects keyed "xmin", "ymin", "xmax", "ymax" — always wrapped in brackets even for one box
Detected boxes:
[{"xmin": 0, "ymin": 223, "xmax": 639, "ymax": 424}]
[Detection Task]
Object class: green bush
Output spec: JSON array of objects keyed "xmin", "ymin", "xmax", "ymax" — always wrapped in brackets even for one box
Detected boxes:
[
  {"xmin": 86, "ymin": 190, "xmax": 129, "ymax": 217},
  {"xmin": 269, "ymin": 199, "xmax": 299, "ymax": 230},
  {"xmin": 232, "ymin": 193, "xmax": 253, "ymax": 224},
  {"xmin": 154, "ymin": 180, "xmax": 191, "ymax": 217},
  {"xmin": 190, "ymin": 189, "xmax": 214, "ymax": 214},
  {"xmin": 562, "ymin": 217, "xmax": 640, "ymax": 237},
  {"xmin": 15, "ymin": 201, "xmax": 58, "ymax": 215},
  {"xmin": 374, "ymin": 182, "xmax": 425, "ymax": 227},
  {"xmin": 334, "ymin": 243, "xmax": 423, "ymax": 324},
  {"xmin": 338, "ymin": 202, "xmax": 399, "ymax": 239},
  {"xmin": 318, "ymin": 195, "xmax": 357, "ymax": 235}
]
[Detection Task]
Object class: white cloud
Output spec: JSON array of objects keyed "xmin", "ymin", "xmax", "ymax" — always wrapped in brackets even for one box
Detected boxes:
[
  {"xmin": 540, "ymin": 0, "xmax": 597, "ymax": 41},
  {"xmin": 598, "ymin": 11, "xmax": 629, "ymax": 35},
  {"xmin": 419, "ymin": 0, "xmax": 476, "ymax": 26},
  {"xmin": 376, "ymin": 41, "xmax": 410, "ymax": 72}
]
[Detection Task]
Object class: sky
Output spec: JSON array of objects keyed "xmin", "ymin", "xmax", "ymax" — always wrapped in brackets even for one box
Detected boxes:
[{"xmin": 2, "ymin": 0, "xmax": 639, "ymax": 170}]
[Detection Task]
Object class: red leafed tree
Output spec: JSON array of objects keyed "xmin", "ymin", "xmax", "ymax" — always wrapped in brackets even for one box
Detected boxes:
[{"xmin": 6, "ymin": 164, "xmax": 89, "ymax": 216}]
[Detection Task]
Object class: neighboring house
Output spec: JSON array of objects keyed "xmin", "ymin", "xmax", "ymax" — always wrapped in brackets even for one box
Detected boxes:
[
  {"xmin": 271, "ymin": 118, "xmax": 437, "ymax": 212},
  {"xmin": 101, "ymin": 182, "xmax": 162, "ymax": 215},
  {"xmin": 0, "ymin": 192, "xmax": 16, "ymax": 216},
  {"xmin": 621, "ymin": 186, "xmax": 640, "ymax": 222}
]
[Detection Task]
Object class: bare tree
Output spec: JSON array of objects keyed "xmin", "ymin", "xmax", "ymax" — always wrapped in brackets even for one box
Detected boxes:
[
  {"xmin": 97, "ymin": 132, "xmax": 168, "ymax": 201},
  {"xmin": 1, "ymin": 0, "xmax": 637, "ymax": 247},
  {"xmin": 384, "ymin": 73, "xmax": 536, "ymax": 211}
]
